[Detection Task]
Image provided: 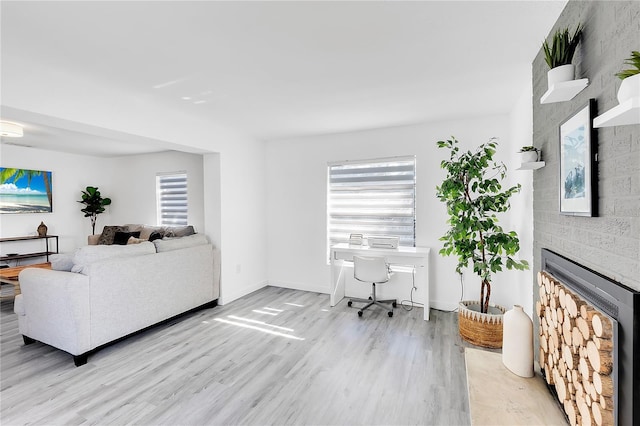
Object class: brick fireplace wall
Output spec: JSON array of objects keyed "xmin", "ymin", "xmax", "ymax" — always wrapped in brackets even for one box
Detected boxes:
[{"xmin": 532, "ymin": 0, "xmax": 640, "ymax": 314}]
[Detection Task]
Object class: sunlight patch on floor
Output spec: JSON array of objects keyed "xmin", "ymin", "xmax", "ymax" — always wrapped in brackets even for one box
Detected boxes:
[
  {"xmin": 213, "ymin": 317, "xmax": 305, "ymax": 340},
  {"xmin": 227, "ymin": 315, "xmax": 295, "ymax": 332},
  {"xmin": 252, "ymin": 309, "xmax": 278, "ymax": 316}
]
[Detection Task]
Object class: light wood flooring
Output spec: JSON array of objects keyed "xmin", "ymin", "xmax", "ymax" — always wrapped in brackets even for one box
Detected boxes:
[{"xmin": 1, "ymin": 286, "xmax": 473, "ymax": 425}]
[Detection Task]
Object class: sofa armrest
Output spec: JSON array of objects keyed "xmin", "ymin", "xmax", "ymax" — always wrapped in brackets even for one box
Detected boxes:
[{"xmin": 17, "ymin": 268, "xmax": 92, "ymax": 355}]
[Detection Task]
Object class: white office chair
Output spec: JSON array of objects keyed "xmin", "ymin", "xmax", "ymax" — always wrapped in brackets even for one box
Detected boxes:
[{"xmin": 348, "ymin": 255, "xmax": 397, "ymax": 317}]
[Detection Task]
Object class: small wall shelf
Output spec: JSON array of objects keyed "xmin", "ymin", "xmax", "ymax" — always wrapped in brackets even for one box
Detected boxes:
[
  {"xmin": 593, "ymin": 97, "xmax": 640, "ymax": 128},
  {"xmin": 540, "ymin": 79, "xmax": 589, "ymax": 104},
  {"xmin": 516, "ymin": 161, "xmax": 545, "ymax": 171}
]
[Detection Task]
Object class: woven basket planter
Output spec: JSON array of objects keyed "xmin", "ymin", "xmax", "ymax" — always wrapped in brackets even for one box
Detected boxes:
[{"xmin": 458, "ymin": 300, "xmax": 506, "ymax": 349}]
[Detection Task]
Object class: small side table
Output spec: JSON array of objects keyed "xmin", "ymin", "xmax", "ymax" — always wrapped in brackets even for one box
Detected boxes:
[{"xmin": 0, "ymin": 263, "xmax": 51, "ymax": 300}]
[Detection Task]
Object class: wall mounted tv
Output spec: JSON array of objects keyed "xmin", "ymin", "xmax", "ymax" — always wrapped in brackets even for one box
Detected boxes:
[{"xmin": 0, "ymin": 167, "xmax": 53, "ymax": 213}]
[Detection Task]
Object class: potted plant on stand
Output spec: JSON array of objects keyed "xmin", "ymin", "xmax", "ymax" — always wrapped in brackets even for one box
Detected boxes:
[
  {"xmin": 542, "ymin": 24, "xmax": 583, "ymax": 89},
  {"xmin": 78, "ymin": 186, "xmax": 112, "ymax": 236},
  {"xmin": 436, "ymin": 137, "xmax": 529, "ymax": 348},
  {"xmin": 615, "ymin": 51, "xmax": 640, "ymax": 104}
]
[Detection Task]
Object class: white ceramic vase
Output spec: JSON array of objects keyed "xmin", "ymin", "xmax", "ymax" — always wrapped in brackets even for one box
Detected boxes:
[
  {"xmin": 502, "ymin": 305, "xmax": 534, "ymax": 377},
  {"xmin": 547, "ymin": 64, "xmax": 575, "ymax": 89},
  {"xmin": 518, "ymin": 151, "xmax": 538, "ymax": 163},
  {"xmin": 617, "ymin": 73, "xmax": 640, "ymax": 104}
]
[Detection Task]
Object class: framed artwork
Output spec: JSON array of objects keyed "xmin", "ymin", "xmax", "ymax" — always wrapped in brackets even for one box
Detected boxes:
[
  {"xmin": 559, "ymin": 99, "xmax": 597, "ymax": 216},
  {"xmin": 0, "ymin": 167, "xmax": 53, "ymax": 213}
]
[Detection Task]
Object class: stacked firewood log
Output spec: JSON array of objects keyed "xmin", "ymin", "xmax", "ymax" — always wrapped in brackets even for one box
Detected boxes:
[{"xmin": 537, "ymin": 271, "xmax": 615, "ymax": 426}]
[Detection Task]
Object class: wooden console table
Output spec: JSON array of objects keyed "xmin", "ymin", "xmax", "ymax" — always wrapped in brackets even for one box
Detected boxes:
[
  {"xmin": 0, "ymin": 235, "xmax": 59, "ymax": 263},
  {"xmin": 0, "ymin": 263, "xmax": 51, "ymax": 300}
]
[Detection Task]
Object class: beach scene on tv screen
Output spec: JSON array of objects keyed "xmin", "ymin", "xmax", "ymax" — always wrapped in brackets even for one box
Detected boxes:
[{"xmin": 0, "ymin": 167, "xmax": 53, "ymax": 213}]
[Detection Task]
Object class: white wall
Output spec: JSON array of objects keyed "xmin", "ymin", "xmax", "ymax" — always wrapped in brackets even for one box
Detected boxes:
[
  {"xmin": 505, "ymin": 79, "xmax": 536, "ymax": 318},
  {"xmin": 266, "ymin": 115, "xmax": 534, "ymax": 312},
  {"xmin": 0, "ymin": 144, "xmax": 112, "ymax": 258},
  {"xmin": 2, "ymin": 51, "xmax": 269, "ymax": 305},
  {"xmin": 217, "ymin": 137, "xmax": 268, "ymax": 304},
  {"xmin": 108, "ymin": 151, "xmax": 205, "ymax": 232}
]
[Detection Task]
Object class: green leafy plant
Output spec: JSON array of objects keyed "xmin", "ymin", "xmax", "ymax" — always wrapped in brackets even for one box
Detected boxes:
[
  {"xmin": 436, "ymin": 137, "xmax": 529, "ymax": 314},
  {"xmin": 615, "ymin": 51, "xmax": 640, "ymax": 80},
  {"xmin": 518, "ymin": 146, "xmax": 539, "ymax": 153},
  {"xmin": 78, "ymin": 186, "xmax": 112, "ymax": 234},
  {"xmin": 542, "ymin": 24, "xmax": 583, "ymax": 69}
]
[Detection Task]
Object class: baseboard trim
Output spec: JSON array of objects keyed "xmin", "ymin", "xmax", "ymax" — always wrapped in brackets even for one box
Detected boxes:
[
  {"xmin": 220, "ymin": 280, "xmax": 268, "ymax": 305},
  {"xmin": 268, "ymin": 280, "xmax": 329, "ymax": 295}
]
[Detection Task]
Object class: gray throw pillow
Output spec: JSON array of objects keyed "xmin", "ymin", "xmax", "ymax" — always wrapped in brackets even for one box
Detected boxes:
[{"xmin": 164, "ymin": 225, "xmax": 195, "ymax": 238}]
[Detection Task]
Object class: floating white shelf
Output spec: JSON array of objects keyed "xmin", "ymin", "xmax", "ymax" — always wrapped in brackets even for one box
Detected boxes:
[
  {"xmin": 593, "ymin": 97, "xmax": 640, "ymax": 128},
  {"xmin": 540, "ymin": 79, "xmax": 589, "ymax": 104},
  {"xmin": 516, "ymin": 161, "xmax": 545, "ymax": 171}
]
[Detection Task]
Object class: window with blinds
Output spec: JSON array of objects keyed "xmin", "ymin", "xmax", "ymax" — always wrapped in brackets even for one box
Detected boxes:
[
  {"xmin": 156, "ymin": 172, "xmax": 188, "ymax": 226},
  {"xmin": 327, "ymin": 156, "xmax": 416, "ymax": 252}
]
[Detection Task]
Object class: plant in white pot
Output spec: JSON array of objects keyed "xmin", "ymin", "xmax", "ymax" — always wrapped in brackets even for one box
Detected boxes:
[
  {"xmin": 518, "ymin": 146, "xmax": 540, "ymax": 163},
  {"xmin": 615, "ymin": 50, "xmax": 640, "ymax": 104},
  {"xmin": 436, "ymin": 137, "xmax": 529, "ymax": 348},
  {"xmin": 542, "ymin": 24, "xmax": 583, "ymax": 89}
]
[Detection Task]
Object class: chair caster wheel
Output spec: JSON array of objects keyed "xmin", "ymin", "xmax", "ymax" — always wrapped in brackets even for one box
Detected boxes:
[
  {"xmin": 388, "ymin": 311, "xmax": 393, "ymax": 317},
  {"xmin": 347, "ymin": 301, "xmax": 352, "ymax": 307},
  {"xmin": 392, "ymin": 302, "xmax": 397, "ymax": 308},
  {"xmin": 358, "ymin": 311, "xmax": 363, "ymax": 317}
]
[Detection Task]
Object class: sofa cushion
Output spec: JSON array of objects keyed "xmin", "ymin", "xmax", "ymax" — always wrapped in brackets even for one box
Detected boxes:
[
  {"xmin": 98, "ymin": 226, "xmax": 127, "ymax": 245},
  {"xmin": 71, "ymin": 241, "xmax": 156, "ymax": 274},
  {"xmin": 50, "ymin": 253, "xmax": 75, "ymax": 271},
  {"xmin": 113, "ymin": 231, "xmax": 141, "ymax": 245},
  {"xmin": 153, "ymin": 234, "xmax": 208, "ymax": 253}
]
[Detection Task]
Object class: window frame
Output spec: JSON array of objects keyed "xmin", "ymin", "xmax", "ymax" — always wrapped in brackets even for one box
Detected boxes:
[
  {"xmin": 156, "ymin": 171, "xmax": 189, "ymax": 226},
  {"xmin": 326, "ymin": 155, "xmax": 417, "ymax": 260}
]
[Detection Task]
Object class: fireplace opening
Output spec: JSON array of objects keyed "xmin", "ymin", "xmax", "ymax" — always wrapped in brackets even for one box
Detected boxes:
[{"xmin": 539, "ymin": 249, "xmax": 639, "ymax": 426}]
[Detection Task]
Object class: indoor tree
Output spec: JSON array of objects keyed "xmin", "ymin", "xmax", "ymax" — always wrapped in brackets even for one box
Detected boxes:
[
  {"xmin": 78, "ymin": 186, "xmax": 112, "ymax": 234},
  {"xmin": 436, "ymin": 137, "xmax": 529, "ymax": 314}
]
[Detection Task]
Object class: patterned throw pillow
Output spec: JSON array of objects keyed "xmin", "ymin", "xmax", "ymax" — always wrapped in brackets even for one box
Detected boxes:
[{"xmin": 97, "ymin": 226, "xmax": 127, "ymax": 245}]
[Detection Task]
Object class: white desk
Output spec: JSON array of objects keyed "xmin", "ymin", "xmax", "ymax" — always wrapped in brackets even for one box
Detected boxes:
[{"xmin": 330, "ymin": 243, "xmax": 431, "ymax": 320}]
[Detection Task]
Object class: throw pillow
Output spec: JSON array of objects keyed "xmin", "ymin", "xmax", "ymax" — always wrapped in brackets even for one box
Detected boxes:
[
  {"xmin": 98, "ymin": 225, "xmax": 127, "ymax": 245},
  {"xmin": 113, "ymin": 231, "xmax": 141, "ymax": 245},
  {"xmin": 164, "ymin": 225, "xmax": 196, "ymax": 238},
  {"xmin": 126, "ymin": 236, "xmax": 147, "ymax": 245},
  {"xmin": 139, "ymin": 226, "xmax": 164, "ymax": 240},
  {"xmin": 148, "ymin": 231, "xmax": 164, "ymax": 242}
]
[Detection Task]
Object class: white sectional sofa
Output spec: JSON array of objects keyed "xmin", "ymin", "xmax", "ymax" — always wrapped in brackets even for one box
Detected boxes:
[{"xmin": 14, "ymin": 234, "xmax": 220, "ymax": 366}]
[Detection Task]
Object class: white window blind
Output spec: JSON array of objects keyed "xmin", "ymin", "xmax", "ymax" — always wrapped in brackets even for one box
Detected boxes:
[
  {"xmin": 156, "ymin": 172, "xmax": 188, "ymax": 226},
  {"xmin": 328, "ymin": 156, "xmax": 416, "ymax": 250}
]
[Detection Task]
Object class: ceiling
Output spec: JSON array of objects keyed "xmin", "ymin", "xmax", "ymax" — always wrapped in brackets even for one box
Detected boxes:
[{"xmin": 0, "ymin": 1, "xmax": 567, "ymax": 157}]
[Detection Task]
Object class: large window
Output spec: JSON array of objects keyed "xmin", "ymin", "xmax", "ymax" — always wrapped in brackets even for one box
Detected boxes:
[
  {"xmin": 327, "ymin": 156, "xmax": 416, "ymax": 251},
  {"xmin": 156, "ymin": 172, "xmax": 188, "ymax": 226}
]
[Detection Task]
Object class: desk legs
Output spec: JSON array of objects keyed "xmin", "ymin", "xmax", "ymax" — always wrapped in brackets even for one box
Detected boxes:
[
  {"xmin": 415, "ymin": 266, "xmax": 429, "ymax": 320},
  {"xmin": 331, "ymin": 259, "xmax": 430, "ymax": 321},
  {"xmin": 330, "ymin": 258, "xmax": 346, "ymax": 306}
]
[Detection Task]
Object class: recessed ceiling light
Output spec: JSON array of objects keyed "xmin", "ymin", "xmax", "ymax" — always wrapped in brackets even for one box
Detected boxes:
[
  {"xmin": 182, "ymin": 96, "xmax": 192, "ymax": 101},
  {"xmin": 0, "ymin": 121, "xmax": 24, "ymax": 137}
]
